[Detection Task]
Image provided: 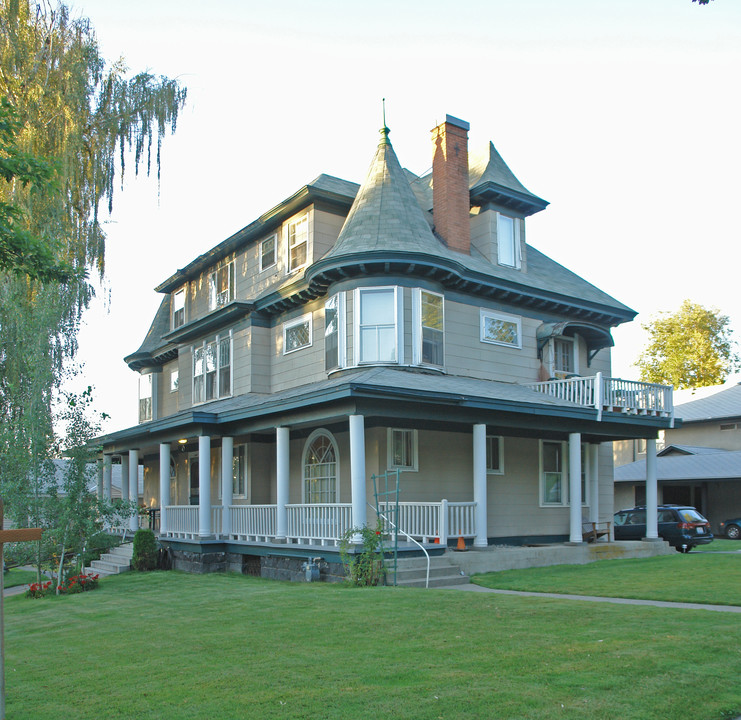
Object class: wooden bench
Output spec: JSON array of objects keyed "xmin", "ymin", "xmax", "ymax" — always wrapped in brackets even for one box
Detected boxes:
[{"xmin": 582, "ymin": 521, "xmax": 611, "ymax": 543}]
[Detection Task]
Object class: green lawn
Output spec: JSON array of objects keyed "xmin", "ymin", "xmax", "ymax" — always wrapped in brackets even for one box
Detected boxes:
[
  {"xmin": 471, "ymin": 553, "xmax": 740, "ymax": 606},
  {"xmin": 5, "ymin": 568, "xmax": 741, "ymax": 720},
  {"xmin": 694, "ymin": 538, "xmax": 741, "ymax": 552},
  {"xmin": 3, "ymin": 568, "xmax": 39, "ymax": 589}
]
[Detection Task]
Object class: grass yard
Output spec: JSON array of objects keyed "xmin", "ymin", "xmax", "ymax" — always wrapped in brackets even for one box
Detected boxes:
[
  {"xmin": 3, "ymin": 568, "xmax": 38, "ymax": 589},
  {"xmin": 694, "ymin": 538, "xmax": 741, "ymax": 552},
  {"xmin": 5, "ymin": 567, "xmax": 741, "ymax": 720},
  {"xmin": 471, "ymin": 553, "xmax": 740, "ymax": 606}
]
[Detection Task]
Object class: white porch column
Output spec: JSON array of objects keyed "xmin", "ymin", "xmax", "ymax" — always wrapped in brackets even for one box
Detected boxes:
[
  {"xmin": 588, "ymin": 444, "xmax": 599, "ymax": 524},
  {"xmin": 473, "ymin": 423, "xmax": 488, "ymax": 548},
  {"xmin": 198, "ymin": 435, "xmax": 212, "ymax": 538},
  {"xmin": 103, "ymin": 455, "xmax": 113, "ymax": 502},
  {"xmin": 350, "ymin": 415, "xmax": 367, "ymax": 539},
  {"xmin": 645, "ymin": 438, "xmax": 659, "ymax": 540},
  {"xmin": 129, "ymin": 449, "xmax": 139, "ymax": 532},
  {"xmin": 120, "ymin": 455, "xmax": 130, "ymax": 504},
  {"xmin": 276, "ymin": 427, "xmax": 289, "ymax": 541},
  {"xmin": 221, "ymin": 436, "xmax": 234, "ymax": 538},
  {"xmin": 568, "ymin": 433, "xmax": 582, "ymax": 543},
  {"xmin": 159, "ymin": 443, "xmax": 171, "ymax": 536}
]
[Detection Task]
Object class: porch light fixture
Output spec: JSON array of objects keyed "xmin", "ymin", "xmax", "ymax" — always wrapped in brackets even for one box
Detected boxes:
[{"xmin": 178, "ymin": 439, "xmax": 187, "ymax": 444}]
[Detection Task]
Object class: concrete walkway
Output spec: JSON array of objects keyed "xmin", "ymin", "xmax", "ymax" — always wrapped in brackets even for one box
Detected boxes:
[{"xmin": 448, "ymin": 583, "xmax": 741, "ymax": 613}]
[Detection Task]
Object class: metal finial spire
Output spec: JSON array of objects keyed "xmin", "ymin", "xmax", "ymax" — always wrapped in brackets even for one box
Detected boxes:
[{"xmin": 380, "ymin": 98, "xmax": 390, "ymax": 144}]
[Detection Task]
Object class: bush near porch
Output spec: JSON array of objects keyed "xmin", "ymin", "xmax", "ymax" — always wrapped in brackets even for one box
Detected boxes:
[{"xmin": 5, "ymin": 565, "xmax": 740, "ymax": 720}]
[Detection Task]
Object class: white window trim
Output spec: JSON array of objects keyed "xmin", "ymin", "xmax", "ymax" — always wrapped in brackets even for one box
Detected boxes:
[
  {"xmin": 172, "ymin": 288, "xmax": 185, "ymax": 329},
  {"xmin": 486, "ymin": 435, "xmax": 504, "ymax": 475},
  {"xmin": 497, "ymin": 212, "xmax": 522, "ymax": 269},
  {"xmin": 353, "ymin": 286, "xmax": 403, "ymax": 366},
  {"xmin": 550, "ymin": 335, "xmax": 578, "ymax": 377},
  {"xmin": 283, "ymin": 312, "xmax": 313, "ymax": 355},
  {"xmin": 480, "ymin": 308, "xmax": 522, "ymax": 349},
  {"xmin": 412, "ymin": 288, "xmax": 445, "ymax": 367},
  {"xmin": 539, "ymin": 440, "xmax": 590, "ymax": 507},
  {"xmin": 325, "ymin": 292, "xmax": 346, "ymax": 371},
  {"xmin": 191, "ymin": 330, "xmax": 233, "ymax": 405},
  {"xmin": 301, "ymin": 429, "xmax": 340, "ymax": 504},
  {"xmin": 386, "ymin": 428, "xmax": 419, "ymax": 472},
  {"xmin": 286, "ymin": 214, "xmax": 309, "ymax": 274},
  {"xmin": 208, "ymin": 260, "xmax": 235, "ymax": 311},
  {"xmin": 138, "ymin": 373, "xmax": 153, "ymax": 423},
  {"xmin": 259, "ymin": 234, "xmax": 277, "ymax": 272}
]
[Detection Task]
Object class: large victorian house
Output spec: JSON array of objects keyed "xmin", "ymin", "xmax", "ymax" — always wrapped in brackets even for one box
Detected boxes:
[{"xmin": 97, "ymin": 115, "xmax": 674, "ymax": 578}]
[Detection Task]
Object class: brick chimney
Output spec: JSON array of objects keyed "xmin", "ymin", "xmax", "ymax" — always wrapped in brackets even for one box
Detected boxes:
[{"xmin": 431, "ymin": 115, "xmax": 471, "ymax": 254}]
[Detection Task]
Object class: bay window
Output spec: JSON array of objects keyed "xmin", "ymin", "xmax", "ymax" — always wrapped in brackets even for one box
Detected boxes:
[
  {"xmin": 413, "ymin": 289, "xmax": 444, "ymax": 366},
  {"xmin": 325, "ymin": 293, "xmax": 345, "ymax": 371},
  {"xmin": 355, "ymin": 286, "xmax": 400, "ymax": 364},
  {"xmin": 192, "ymin": 331, "xmax": 232, "ymax": 404}
]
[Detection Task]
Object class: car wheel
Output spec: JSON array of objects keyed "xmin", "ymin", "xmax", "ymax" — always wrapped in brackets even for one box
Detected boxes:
[{"xmin": 726, "ymin": 524, "xmax": 741, "ymax": 540}]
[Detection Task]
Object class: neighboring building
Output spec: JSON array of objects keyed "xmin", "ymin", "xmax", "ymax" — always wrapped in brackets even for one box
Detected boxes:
[
  {"xmin": 97, "ymin": 115, "xmax": 674, "ymax": 577},
  {"xmin": 615, "ymin": 382, "xmax": 741, "ymax": 530}
]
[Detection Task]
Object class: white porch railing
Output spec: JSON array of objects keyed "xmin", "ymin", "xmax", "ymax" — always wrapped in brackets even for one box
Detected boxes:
[
  {"xmin": 230, "ymin": 505, "xmax": 277, "ymax": 541},
  {"xmin": 524, "ymin": 373, "xmax": 674, "ymax": 422},
  {"xmin": 286, "ymin": 503, "xmax": 353, "ymax": 546},
  {"xmin": 378, "ymin": 500, "xmax": 476, "ymax": 545},
  {"xmin": 164, "ymin": 500, "xmax": 476, "ymax": 546}
]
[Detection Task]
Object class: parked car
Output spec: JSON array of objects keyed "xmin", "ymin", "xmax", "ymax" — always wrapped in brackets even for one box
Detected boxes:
[
  {"xmin": 613, "ymin": 505, "xmax": 713, "ymax": 553},
  {"xmin": 719, "ymin": 517, "xmax": 741, "ymax": 540}
]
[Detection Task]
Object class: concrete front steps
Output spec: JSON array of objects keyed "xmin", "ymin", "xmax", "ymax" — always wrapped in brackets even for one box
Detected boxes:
[
  {"xmin": 386, "ymin": 555, "xmax": 470, "ymax": 589},
  {"xmin": 85, "ymin": 542, "xmax": 133, "ymax": 577}
]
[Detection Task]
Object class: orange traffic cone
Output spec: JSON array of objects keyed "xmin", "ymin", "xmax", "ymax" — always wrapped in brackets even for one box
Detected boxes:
[{"xmin": 456, "ymin": 536, "xmax": 466, "ymax": 551}]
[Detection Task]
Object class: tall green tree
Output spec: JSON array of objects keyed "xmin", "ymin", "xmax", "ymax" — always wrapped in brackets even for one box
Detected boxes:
[
  {"xmin": 635, "ymin": 300, "xmax": 739, "ymax": 390},
  {"xmin": 0, "ymin": 1, "xmax": 186, "ymax": 529}
]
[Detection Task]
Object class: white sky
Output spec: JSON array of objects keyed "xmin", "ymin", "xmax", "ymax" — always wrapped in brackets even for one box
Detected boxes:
[{"xmin": 67, "ymin": 0, "xmax": 741, "ymax": 433}]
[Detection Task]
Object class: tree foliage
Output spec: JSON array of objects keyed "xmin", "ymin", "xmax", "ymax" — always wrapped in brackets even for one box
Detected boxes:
[
  {"xmin": 635, "ymin": 300, "xmax": 739, "ymax": 390},
  {"xmin": 0, "ymin": 1, "xmax": 186, "ymax": 533}
]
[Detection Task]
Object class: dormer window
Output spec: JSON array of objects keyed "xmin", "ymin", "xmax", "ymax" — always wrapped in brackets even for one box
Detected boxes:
[
  {"xmin": 260, "ymin": 234, "xmax": 277, "ymax": 272},
  {"xmin": 287, "ymin": 216, "xmax": 308, "ymax": 273},
  {"xmin": 497, "ymin": 213, "xmax": 521, "ymax": 269},
  {"xmin": 208, "ymin": 261, "xmax": 235, "ymax": 311},
  {"xmin": 172, "ymin": 289, "xmax": 185, "ymax": 329}
]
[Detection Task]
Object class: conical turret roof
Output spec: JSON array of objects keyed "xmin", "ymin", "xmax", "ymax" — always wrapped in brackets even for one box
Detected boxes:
[
  {"xmin": 469, "ymin": 141, "xmax": 548, "ymax": 216},
  {"xmin": 321, "ymin": 127, "xmax": 442, "ymax": 260}
]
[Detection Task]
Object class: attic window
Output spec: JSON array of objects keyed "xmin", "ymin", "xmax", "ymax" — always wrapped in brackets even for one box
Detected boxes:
[
  {"xmin": 720, "ymin": 423, "xmax": 738, "ymax": 431},
  {"xmin": 173, "ymin": 289, "xmax": 185, "ymax": 329},
  {"xmin": 287, "ymin": 216, "xmax": 308, "ymax": 273},
  {"xmin": 208, "ymin": 261, "xmax": 235, "ymax": 311},
  {"xmin": 497, "ymin": 214, "xmax": 521, "ymax": 269},
  {"xmin": 260, "ymin": 234, "xmax": 277, "ymax": 272}
]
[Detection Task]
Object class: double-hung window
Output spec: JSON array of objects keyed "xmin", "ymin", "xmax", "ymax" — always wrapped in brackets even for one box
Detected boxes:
[
  {"xmin": 192, "ymin": 331, "xmax": 232, "ymax": 404},
  {"xmin": 541, "ymin": 440, "xmax": 565, "ymax": 505},
  {"xmin": 259, "ymin": 234, "xmax": 277, "ymax": 272},
  {"xmin": 172, "ymin": 289, "xmax": 185, "ymax": 329},
  {"xmin": 287, "ymin": 216, "xmax": 308, "ymax": 273},
  {"xmin": 387, "ymin": 428, "xmax": 418, "ymax": 471},
  {"xmin": 480, "ymin": 309, "xmax": 521, "ymax": 348},
  {"xmin": 233, "ymin": 444, "xmax": 247, "ymax": 499},
  {"xmin": 325, "ymin": 293, "xmax": 345, "ymax": 371},
  {"xmin": 553, "ymin": 337, "xmax": 575, "ymax": 376},
  {"xmin": 497, "ymin": 213, "xmax": 521, "ymax": 268},
  {"xmin": 486, "ymin": 435, "xmax": 504, "ymax": 474},
  {"xmin": 208, "ymin": 261, "xmax": 235, "ymax": 311},
  {"xmin": 413, "ymin": 289, "xmax": 444, "ymax": 366},
  {"xmin": 138, "ymin": 374, "xmax": 153, "ymax": 423},
  {"xmin": 283, "ymin": 313, "xmax": 312, "ymax": 354},
  {"xmin": 356, "ymin": 287, "xmax": 400, "ymax": 364}
]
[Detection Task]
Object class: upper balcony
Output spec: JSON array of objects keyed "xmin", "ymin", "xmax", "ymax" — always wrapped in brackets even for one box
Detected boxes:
[{"xmin": 523, "ymin": 373, "xmax": 674, "ymax": 425}]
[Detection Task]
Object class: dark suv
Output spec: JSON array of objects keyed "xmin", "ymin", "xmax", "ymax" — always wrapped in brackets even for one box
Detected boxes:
[{"xmin": 613, "ymin": 505, "xmax": 713, "ymax": 553}]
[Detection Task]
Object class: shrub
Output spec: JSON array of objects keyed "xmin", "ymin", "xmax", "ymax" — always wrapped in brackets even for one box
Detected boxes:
[
  {"xmin": 339, "ymin": 522, "xmax": 386, "ymax": 587},
  {"xmin": 25, "ymin": 580, "xmax": 52, "ymax": 599},
  {"xmin": 132, "ymin": 529, "xmax": 158, "ymax": 571},
  {"xmin": 56, "ymin": 573, "xmax": 99, "ymax": 595}
]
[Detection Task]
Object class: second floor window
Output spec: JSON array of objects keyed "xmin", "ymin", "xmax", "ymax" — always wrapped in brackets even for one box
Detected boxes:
[
  {"xmin": 260, "ymin": 234, "xmax": 277, "ymax": 272},
  {"xmin": 138, "ymin": 374, "xmax": 152, "ymax": 423},
  {"xmin": 287, "ymin": 216, "xmax": 308, "ymax": 273},
  {"xmin": 208, "ymin": 261, "xmax": 235, "ymax": 311},
  {"xmin": 172, "ymin": 289, "xmax": 185, "ymax": 328},
  {"xmin": 193, "ymin": 333, "xmax": 232, "ymax": 404},
  {"xmin": 553, "ymin": 338, "xmax": 575, "ymax": 375},
  {"xmin": 283, "ymin": 313, "xmax": 312, "ymax": 354},
  {"xmin": 480, "ymin": 309, "xmax": 521, "ymax": 348},
  {"xmin": 415, "ymin": 289, "xmax": 444, "ymax": 366},
  {"xmin": 325, "ymin": 293, "xmax": 345, "ymax": 371},
  {"xmin": 357, "ymin": 287, "xmax": 399, "ymax": 364}
]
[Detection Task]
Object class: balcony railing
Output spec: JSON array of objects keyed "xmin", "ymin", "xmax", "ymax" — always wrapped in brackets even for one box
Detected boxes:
[{"xmin": 523, "ymin": 372, "xmax": 673, "ymax": 423}]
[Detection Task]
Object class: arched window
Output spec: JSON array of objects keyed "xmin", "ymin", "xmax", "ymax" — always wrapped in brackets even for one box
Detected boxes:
[{"xmin": 303, "ymin": 431, "xmax": 338, "ymax": 504}]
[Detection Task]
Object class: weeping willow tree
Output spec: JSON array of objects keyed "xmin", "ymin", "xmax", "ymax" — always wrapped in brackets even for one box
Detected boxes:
[{"xmin": 0, "ymin": 0, "xmax": 187, "ymax": 535}]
